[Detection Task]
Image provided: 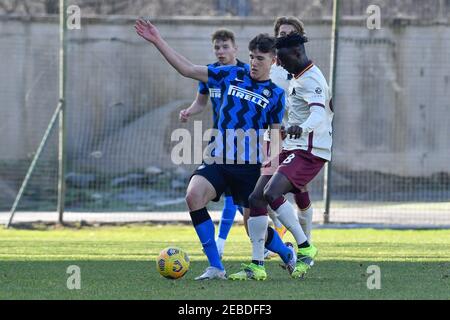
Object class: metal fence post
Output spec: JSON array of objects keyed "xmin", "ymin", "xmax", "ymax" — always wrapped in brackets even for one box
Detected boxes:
[
  {"xmin": 323, "ymin": 0, "xmax": 340, "ymax": 224},
  {"xmin": 57, "ymin": 0, "xmax": 68, "ymax": 224}
]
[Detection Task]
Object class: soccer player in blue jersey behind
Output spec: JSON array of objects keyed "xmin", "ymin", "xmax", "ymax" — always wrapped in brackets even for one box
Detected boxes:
[
  {"xmin": 179, "ymin": 29, "xmax": 247, "ymax": 259},
  {"xmin": 135, "ymin": 18, "xmax": 296, "ymax": 280}
]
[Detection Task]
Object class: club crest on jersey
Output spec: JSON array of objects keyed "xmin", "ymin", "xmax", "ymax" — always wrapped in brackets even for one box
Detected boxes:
[
  {"xmin": 262, "ymin": 89, "xmax": 271, "ymax": 98},
  {"xmin": 209, "ymin": 88, "xmax": 221, "ymax": 98},
  {"xmin": 227, "ymin": 85, "xmax": 269, "ymax": 108},
  {"xmin": 315, "ymin": 87, "xmax": 323, "ymax": 94}
]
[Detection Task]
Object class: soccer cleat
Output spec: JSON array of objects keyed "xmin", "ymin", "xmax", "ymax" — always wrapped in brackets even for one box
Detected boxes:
[
  {"xmin": 279, "ymin": 242, "xmax": 297, "ymax": 273},
  {"xmin": 228, "ymin": 263, "xmax": 267, "ymax": 281},
  {"xmin": 284, "ymin": 242, "xmax": 297, "ymax": 275},
  {"xmin": 264, "ymin": 248, "xmax": 275, "ymax": 260},
  {"xmin": 291, "ymin": 244, "xmax": 318, "ymax": 279},
  {"xmin": 194, "ymin": 266, "xmax": 227, "ymax": 281}
]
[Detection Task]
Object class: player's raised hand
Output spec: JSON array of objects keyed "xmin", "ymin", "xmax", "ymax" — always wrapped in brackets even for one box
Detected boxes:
[
  {"xmin": 179, "ymin": 109, "xmax": 191, "ymax": 123},
  {"xmin": 134, "ymin": 18, "xmax": 208, "ymax": 83},
  {"xmin": 135, "ymin": 18, "xmax": 161, "ymax": 44},
  {"xmin": 287, "ymin": 125, "xmax": 302, "ymax": 139}
]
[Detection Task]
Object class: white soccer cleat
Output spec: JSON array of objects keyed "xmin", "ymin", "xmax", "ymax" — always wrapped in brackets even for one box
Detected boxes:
[
  {"xmin": 279, "ymin": 242, "xmax": 299, "ymax": 274},
  {"xmin": 264, "ymin": 248, "xmax": 274, "ymax": 259},
  {"xmin": 285, "ymin": 242, "xmax": 297, "ymax": 275},
  {"xmin": 194, "ymin": 266, "xmax": 227, "ymax": 281}
]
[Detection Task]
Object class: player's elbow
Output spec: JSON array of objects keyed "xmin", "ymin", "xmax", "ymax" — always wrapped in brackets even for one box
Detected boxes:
[
  {"xmin": 197, "ymin": 100, "xmax": 208, "ymax": 110},
  {"xmin": 179, "ymin": 68, "xmax": 191, "ymax": 78},
  {"xmin": 179, "ymin": 65, "xmax": 197, "ymax": 80}
]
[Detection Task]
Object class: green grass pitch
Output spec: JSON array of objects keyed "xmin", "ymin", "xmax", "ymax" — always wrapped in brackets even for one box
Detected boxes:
[{"xmin": 0, "ymin": 224, "xmax": 449, "ymax": 300}]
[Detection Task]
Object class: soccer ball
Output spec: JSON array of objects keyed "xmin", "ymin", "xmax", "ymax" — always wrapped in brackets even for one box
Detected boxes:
[{"xmin": 156, "ymin": 247, "xmax": 190, "ymax": 279}]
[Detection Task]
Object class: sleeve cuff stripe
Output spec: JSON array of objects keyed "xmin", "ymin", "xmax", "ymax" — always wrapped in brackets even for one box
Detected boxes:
[{"xmin": 309, "ymin": 103, "xmax": 326, "ymax": 108}]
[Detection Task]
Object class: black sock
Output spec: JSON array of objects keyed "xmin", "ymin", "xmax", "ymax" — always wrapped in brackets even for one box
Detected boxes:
[
  {"xmin": 265, "ymin": 226, "xmax": 275, "ymax": 246},
  {"xmin": 252, "ymin": 260, "xmax": 264, "ymax": 267},
  {"xmin": 298, "ymin": 241, "xmax": 310, "ymax": 249},
  {"xmin": 189, "ymin": 208, "xmax": 210, "ymax": 226}
]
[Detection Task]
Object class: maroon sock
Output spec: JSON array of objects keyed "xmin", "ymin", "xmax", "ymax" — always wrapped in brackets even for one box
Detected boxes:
[
  {"xmin": 249, "ymin": 207, "xmax": 268, "ymax": 217},
  {"xmin": 269, "ymin": 196, "xmax": 286, "ymax": 211}
]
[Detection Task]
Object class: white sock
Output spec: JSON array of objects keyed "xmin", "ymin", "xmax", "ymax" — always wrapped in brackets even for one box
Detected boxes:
[
  {"xmin": 215, "ymin": 237, "xmax": 225, "ymax": 256},
  {"xmin": 268, "ymin": 208, "xmax": 283, "ymax": 229},
  {"xmin": 274, "ymin": 200, "xmax": 308, "ymax": 245},
  {"xmin": 299, "ymin": 206, "xmax": 313, "ymax": 242},
  {"xmin": 248, "ymin": 216, "xmax": 269, "ymax": 262}
]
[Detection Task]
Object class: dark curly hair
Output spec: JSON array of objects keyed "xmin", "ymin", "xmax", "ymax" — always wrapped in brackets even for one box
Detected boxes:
[{"xmin": 275, "ymin": 33, "xmax": 308, "ymax": 50}]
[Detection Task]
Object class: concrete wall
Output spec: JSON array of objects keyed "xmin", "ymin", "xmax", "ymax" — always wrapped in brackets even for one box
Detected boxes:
[
  {"xmin": 334, "ymin": 23, "xmax": 450, "ymax": 176},
  {"xmin": 0, "ymin": 16, "xmax": 449, "ymax": 177}
]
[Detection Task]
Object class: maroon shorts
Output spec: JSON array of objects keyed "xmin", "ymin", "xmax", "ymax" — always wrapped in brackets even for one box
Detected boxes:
[{"xmin": 262, "ymin": 149, "xmax": 326, "ymax": 191}]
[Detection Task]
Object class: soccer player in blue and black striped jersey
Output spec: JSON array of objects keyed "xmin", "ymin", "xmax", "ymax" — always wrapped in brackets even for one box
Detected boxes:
[
  {"xmin": 136, "ymin": 19, "xmax": 294, "ymax": 280},
  {"xmin": 179, "ymin": 29, "xmax": 248, "ymax": 259}
]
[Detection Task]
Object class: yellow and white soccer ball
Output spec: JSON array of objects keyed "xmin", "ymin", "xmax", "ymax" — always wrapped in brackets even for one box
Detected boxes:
[{"xmin": 156, "ymin": 247, "xmax": 190, "ymax": 279}]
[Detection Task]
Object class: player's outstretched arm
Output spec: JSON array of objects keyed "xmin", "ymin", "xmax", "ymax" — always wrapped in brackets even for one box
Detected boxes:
[
  {"xmin": 179, "ymin": 93, "xmax": 209, "ymax": 122},
  {"xmin": 135, "ymin": 18, "xmax": 208, "ymax": 83}
]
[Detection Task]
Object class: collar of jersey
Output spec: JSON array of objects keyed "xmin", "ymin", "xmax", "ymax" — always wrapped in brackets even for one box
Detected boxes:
[
  {"xmin": 213, "ymin": 59, "xmax": 246, "ymax": 67},
  {"xmin": 248, "ymin": 76, "xmax": 271, "ymax": 83},
  {"xmin": 236, "ymin": 59, "xmax": 246, "ymax": 67},
  {"xmin": 293, "ymin": 61, "xmax": 314, "ymax": 79}
]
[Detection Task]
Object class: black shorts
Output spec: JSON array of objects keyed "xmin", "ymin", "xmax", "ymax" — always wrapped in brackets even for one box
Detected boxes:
[
  {"xmin": 224, "ymin": 187, "xmax": 233, "ymax": 197},
  {"xmin": 192, "ymin": 163, "xmax": 261, "ymax": 208}
]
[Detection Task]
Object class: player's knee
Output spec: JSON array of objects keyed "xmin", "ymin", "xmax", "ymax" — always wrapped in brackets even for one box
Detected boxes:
[
  {"xmin": 248, "ymin": 192, "xmax": 264, "ymax": 209},
  {"xmin": 263, "ymin": 188, "xmax": 280, "ymax": 206},
  {"xmin": 185, "ymin": 189, "xmax": 206, "ymax": 210}
]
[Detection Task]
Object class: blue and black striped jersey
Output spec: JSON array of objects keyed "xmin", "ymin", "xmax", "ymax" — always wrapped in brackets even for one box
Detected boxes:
[
  {"xmin": 207, "ymin": 65, "xmax": 285, "ymax": 164},
  {"xmin": 198, "ymin": 59, "xmax": 249, "ymax": 129}
]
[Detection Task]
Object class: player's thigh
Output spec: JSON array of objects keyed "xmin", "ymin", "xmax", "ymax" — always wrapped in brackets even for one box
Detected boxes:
[
  {"xmin": 187, "ymin": 175, "xmax": 217, "ymax": 198},
  {"xmin": 264, "ymin": 172, "xmax": 295, "ymax": 201},
  {"xmin": 186, "ymin": 175, "xmax": 217, "ymax": 210},
  {"xmin": 190, "ymin": 163, "xmax": 227, "ymax": 197}
]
